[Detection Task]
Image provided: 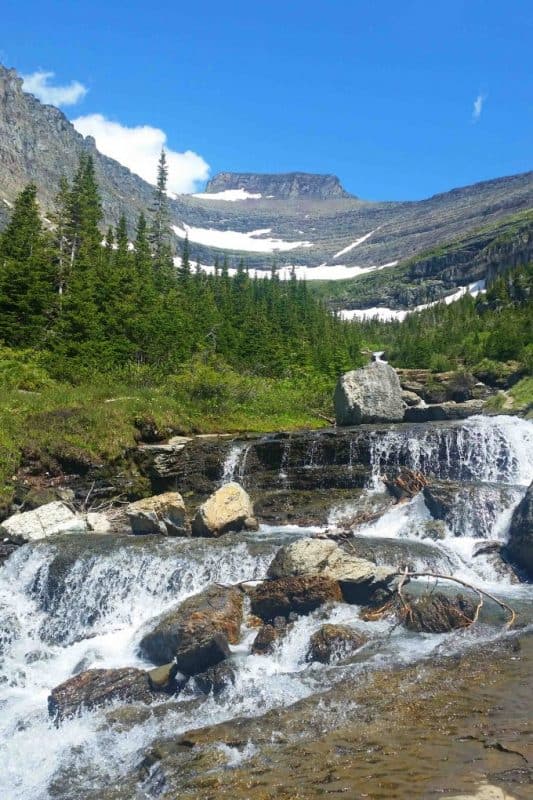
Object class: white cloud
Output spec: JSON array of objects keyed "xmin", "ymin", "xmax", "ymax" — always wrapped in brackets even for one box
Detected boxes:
[
  {"xmin": 472, "ymin": 93, "xmax": 487, "ymax": 122},
  {"xmin": 72, "ymin": 113, "xmax": 210, "ymax": 194},
  {"xmin": 22, "ymin": 71, "xmax": 87, "ymax": 107}
]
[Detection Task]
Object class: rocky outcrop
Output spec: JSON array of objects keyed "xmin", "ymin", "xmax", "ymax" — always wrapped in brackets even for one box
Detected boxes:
[
  {"xmin": 249, "ymin": 576, "xmax": 342, "ymax": 622},
  {"xmin": 0, "ymin": 501, "xmax": 87, "ymax": 543},
  {"xmin": 138, "ymin": 585, "xmax": 243, "ymax": 673},
  {"xmin": 334, "ymin": 362, "xmax": 404, "ymax": 426},
  {"xmin": 404, "ymin": 400, "xmax": 484, "ymax": 422},
  {"xmin": 306, "ymin": 624, "xmax": 367, "ymax": 664},
  {"xmin": 48, "ymin": 667, "xmax": 156, "ymax": 721},
  {"xmin": 205, "ymin": 171, "xmax": 351, "ymax": 199},
  {"xmin": 191, "ymin": 482, "xmax": 257, "ymax": 537},
  {"xmin": 127, "ymin": 492, "xmax": 190, "ymax": 536},
  {"xmin": 267, "ymin": 537, "xmax": 398, "ymax": 605},
  {"xmin": 503, "ymin": 482, "xmax": 533, "ymax": 579}
]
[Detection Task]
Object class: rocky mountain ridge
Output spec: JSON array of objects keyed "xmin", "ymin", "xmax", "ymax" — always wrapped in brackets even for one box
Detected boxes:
[
  {"xmin": 1, "ymin": 63, "xmax": 532, "ymax": 307},
  {"xmin": 205, "ymin": 171, "xmax": 351, "ymax": 199}
]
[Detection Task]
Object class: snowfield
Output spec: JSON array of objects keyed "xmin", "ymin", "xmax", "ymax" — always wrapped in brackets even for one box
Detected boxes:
[
  {"xmin": 172, "ymin": 224, "xmax": 313, "ymax": 253},
  {"xmin": 333, "ymin": 228, "xmax": 379, "ymax": 259},
  {"xmin": 191, "ymin": 188, "xmax": 263, "ymax": 201}
]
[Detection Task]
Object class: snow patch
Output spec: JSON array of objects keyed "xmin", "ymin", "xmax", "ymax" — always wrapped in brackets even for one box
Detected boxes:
[
  {"xmin": 192, "ymin": 188, "xmax": 263, "ymax": 202},
  {"xmin": 172, "ymin": 224, "xmax": 313, "ymax": 253},
  {"xmin": 333, "ymin": 229, "xmax": 379, "ymax": 259}
]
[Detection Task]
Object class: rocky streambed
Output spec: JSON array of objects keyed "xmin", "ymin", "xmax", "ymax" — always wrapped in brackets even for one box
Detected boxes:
[{"xmin": 1, "ymin": 414, "xmax": 532, "ymax": 799}]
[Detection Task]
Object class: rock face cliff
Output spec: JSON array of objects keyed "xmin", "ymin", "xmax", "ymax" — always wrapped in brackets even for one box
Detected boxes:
[
  {"xmin": 0, "ymin": 63, "xmax": 532, "ymax": 306},
  {"xmin": 206, "ymin": 172, "xmax": 351, "ymax": 199}
]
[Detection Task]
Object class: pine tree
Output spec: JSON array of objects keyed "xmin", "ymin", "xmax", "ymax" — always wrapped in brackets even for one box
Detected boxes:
[{"xmin": 0, "ymin": 184, "xmax": 56, "ymax": 346}]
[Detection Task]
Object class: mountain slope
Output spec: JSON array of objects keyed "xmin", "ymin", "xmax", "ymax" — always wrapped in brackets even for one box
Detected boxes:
[{"xmin": 0, "ymin": 63, "xmax": 532, "ymax": 302}]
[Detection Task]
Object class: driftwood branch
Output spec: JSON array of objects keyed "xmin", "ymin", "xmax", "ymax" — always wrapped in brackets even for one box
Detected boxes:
[
  {"xmin": 399, "ymin": 571, "xmax": 516, "ymax": 628},
  {"xmin": 309, "ymin": 409, "xmax": 336, "ymax": 425}
]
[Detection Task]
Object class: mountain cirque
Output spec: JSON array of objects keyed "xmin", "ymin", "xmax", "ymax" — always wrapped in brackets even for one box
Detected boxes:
[{"xmin": 0, "ymin": 64, "xmax": 532, "ymax": 295}]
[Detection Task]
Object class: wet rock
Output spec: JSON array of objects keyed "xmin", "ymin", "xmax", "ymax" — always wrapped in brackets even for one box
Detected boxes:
[
  {"xmin": 251, "ymin": 616, "xmax": 290, "ymax": 654},
  {"xmin": 86, "ymin": 512, "xmax": 112, "ymax": 534},
  {"xmin": 472, "ymin": 543, "xmax": 520, "ymax": 583},
  {"xmin": 192, "ymin": 661, "xmax": 236, "ymax": 695},
  {"xmin": 419, "ymin": 520, "xmax": 447, "ymax": 541},
  {"xmin": 503, "ymin": 481, "xmax": 533, "ymax": 580},
  {"xmin": 402, "ymin": 389, "xmax": 425, "ymax": 407},
  {"xmin": 48, "ymin": 667, "xmax": 155, "ymax": 721},
  {"xmin": 0, "ymin": 501, "xmax": 87, "ymax": 543},
  {"xmin": 126, "ymin": 491, "xmax": 190, "ymax": 536},
  {"xmin": 306, "ymin": 624, "xmax": 367, "ymax": 664},
  {"xmin": 424, "ymin": 480, "xmax": 518, "ymax": 538},
  {"xmin": 249, "ymin": 575, "xmax": 342, "ymax": 622},
  {"xmin": 267, "ymin": 537, "xmax": 398, "ymax": 605},
  {"xmin": 0, "ymin": 540, "xmax": 19, "ymax": 564},
  {"xmin": 138, "ymin": 585, "xmax": 243, "ymax": 673},
  {"xmin": 192, "ymin": 482, "xmax": 256, "ymax": 537},
  {"xmin": 404, "ymin": 400, "xmax": 484, "ymax": 422},
  {"xmin": 147, "ymin": 662, "xmax": 183, "ymax": 693},
  {"xmin": 398, "ymin": 592, "xmax": 476, "ymax": 633},
  {"xmin": 423, "ymin": 480, "xmax": 461, "ymax": 522},
  {"xmin": 334, "ymin": 362, "xmax": 404, "ymax": 425},
  {"xmin": 385, "ymin": 468, "xmax": 428, "ymax": 500}
]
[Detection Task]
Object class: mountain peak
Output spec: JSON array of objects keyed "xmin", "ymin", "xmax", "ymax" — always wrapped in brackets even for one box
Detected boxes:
[{"xmin": 205, "ymin": 171, "xmax": 352, "ymax": 199}]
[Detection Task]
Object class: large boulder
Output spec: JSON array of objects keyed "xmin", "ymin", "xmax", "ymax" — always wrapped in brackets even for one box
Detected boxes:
[
  {"xmin": 306, "ymin": 624, "xmax": 367, "ymax": 664},
  {"xmin": 267, "ymin": 537, "xmax": 398, "ymax": 605},
  {"xmin": 127, "ymin": 492, "xmax": 190, "ymax": 536},
  {"xmin": 334, "ymin": 362, "xmax": 404, "ymax": 426},
  {"xmin": 503, "ymin": 482, "xmax": 533, "ymax": 580},
  {"xmin": 0, "ymin": 501, "xmax": 87, "ymax": 543},
  {"xmin": 48, "ymin": 667, "xmax": 156, "ymax": 721},
  {"xmin": 191, "ymin": 482, "xmax": 257, "ymax": 537},
  {"xmin": 249, "ymin": 575, "xmax": 342, "ymax": 622},
  {"xmin": 138, "ymin": 585, "xmax": 243, "ymax": 674}
]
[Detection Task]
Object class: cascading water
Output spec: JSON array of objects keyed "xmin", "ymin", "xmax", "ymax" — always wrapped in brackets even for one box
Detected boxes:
[
  {"xmin": 220, "ymin": 442, "xmax": 251, "ymax": 485},
  {"xmin": 357, "ymin": 415, "xmax": 533, "ymax": 587},
  {"xmin": 1, "ymin": 414, "xmax": 532, "ymax": 799}
]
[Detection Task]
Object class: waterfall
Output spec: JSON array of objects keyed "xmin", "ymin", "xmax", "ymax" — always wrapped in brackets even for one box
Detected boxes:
[
  {"xmin": 221, "ymin": 442, "xmax": 250, "ymax": 484},
  {"xmin": 1, "ymin": 414, "xmax": 532, "ymax": 799},
  {"xmin": 368, "ymin": 415, "xmax": 533, "ymax": 486}
]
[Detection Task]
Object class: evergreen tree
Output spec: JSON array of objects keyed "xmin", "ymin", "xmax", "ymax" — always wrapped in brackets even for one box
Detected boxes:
[{"xmin": 0, "ymin": 184, "xmax": 56, "ymax": 346}]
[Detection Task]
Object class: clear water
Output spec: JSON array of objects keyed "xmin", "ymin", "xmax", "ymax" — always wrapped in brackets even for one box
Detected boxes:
[{"xmin": 1, "ymin": 415, "xmax": 532, "ymax": 799}]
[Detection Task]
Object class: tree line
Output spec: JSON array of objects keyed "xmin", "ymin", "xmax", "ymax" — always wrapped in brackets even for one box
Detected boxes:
[{"xmin": 0, "ymin": 152, "xmax": 365, "ymax": 381}]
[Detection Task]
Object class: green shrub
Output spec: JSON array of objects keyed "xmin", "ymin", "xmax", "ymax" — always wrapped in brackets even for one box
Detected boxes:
[{"xmin": 0, "ymin": 346, "xmax": 55, "ymax": 391}]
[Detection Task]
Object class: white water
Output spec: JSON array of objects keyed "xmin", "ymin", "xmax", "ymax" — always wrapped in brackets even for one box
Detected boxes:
[{"xmin": 1, "ymin": 415, "xmax": 532, "ymax": 799}]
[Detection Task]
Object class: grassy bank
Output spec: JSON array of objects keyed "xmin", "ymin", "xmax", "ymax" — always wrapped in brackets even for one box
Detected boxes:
[{"xmin": 0, "ymin": 352, "xmax": 333, "ymax": 507}]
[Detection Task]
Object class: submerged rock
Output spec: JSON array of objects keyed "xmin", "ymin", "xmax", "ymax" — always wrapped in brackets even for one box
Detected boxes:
[
  {"xmin": 126, "ymin": 491, "xmax": 190, "ymax": 536},
  {"xmin": 192, "ymin": 482, "xmax": 257, "ymax": 537},
  {"xmin": 48, "ymin": 667, "xmax": 155, "ymax": 721},
  {"xmin": 398, "ymin": 592, "xmax": 476, "ymax": 633},
  {"xmin": 249, "ymin": 575, "xmax": 342, "ymax": 622},
  {"xmin": 192, "ymin": 661, "xmax": 236, "ymax": 696},
  {"xmin": 503, "ymin": 481, "xmax": 533, "ymax": 580},
  {"xmin": 306, "ymin": 624, "xmax": 367, "ymax": 664},
  {"xmin": 251, "ymin": 616, "xmax": 291, "ymax": 655},
  {"xmin": 138, "ymin": 585, "xmax": 243, "ymax": 673},
  {"xmin": 334, "ymin": 362, "xmax": 404, "ymax": 426},
  {"xmin": 0, "ymin": 501, "xmax": 87, "ymax": 543}
]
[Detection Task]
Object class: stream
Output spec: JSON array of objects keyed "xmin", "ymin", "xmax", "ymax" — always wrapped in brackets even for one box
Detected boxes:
[{"xmin": 1, "ymin": 414, "xmax": 532, "ymax": 799}]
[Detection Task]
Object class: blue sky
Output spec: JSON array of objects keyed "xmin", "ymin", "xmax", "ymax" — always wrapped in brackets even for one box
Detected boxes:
[{"xmin": 2, "ymin": 0, "xmax": 532, "ymax": 199}]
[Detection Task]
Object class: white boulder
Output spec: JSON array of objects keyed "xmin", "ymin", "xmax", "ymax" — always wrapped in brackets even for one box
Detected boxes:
[{"xmin": 0, "ymin": 502, "xmax": 87, "ymax": 543}]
